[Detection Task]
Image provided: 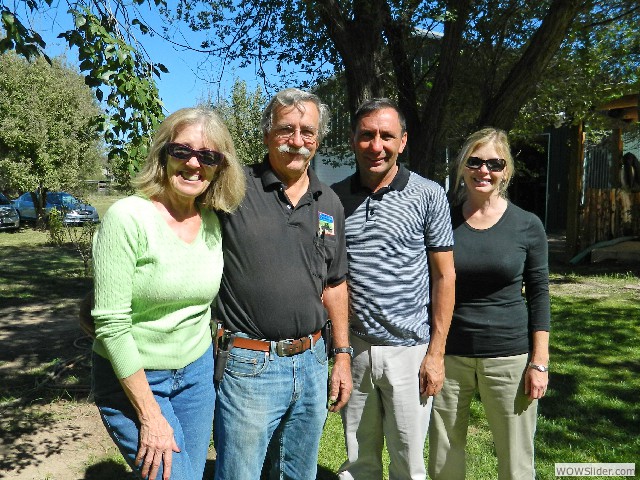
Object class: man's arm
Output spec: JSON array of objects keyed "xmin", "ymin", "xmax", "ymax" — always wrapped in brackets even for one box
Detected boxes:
[
  {"xmin": 322, "ymin": 280, "xmax": 352, "ymax": 412},
  {"xmin": 420, "ymin": 250, "xmax": 456, "ymax": 396}
]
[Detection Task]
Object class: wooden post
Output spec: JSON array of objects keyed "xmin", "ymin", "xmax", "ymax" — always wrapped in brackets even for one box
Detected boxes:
[{"xmin": 565, "ymin": 122, "xmax": 585, "ymax": 256}]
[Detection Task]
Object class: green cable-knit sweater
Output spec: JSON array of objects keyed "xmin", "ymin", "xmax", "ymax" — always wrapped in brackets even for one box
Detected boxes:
[{"xmin": 91, "ymin": 195, "xmax": 222, "ymax": 379}]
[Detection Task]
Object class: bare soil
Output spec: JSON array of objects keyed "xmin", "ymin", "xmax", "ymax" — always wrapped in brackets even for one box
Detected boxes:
[
  {"xmin": 0, "ymin": 302, "xmax": 216, "ymax": 480},
  {"xmin": 0, "ymin": 302, "xmax": 122, "ymax": 480}
]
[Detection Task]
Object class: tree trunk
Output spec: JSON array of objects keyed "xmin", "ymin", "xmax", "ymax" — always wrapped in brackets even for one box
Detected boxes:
[
  {"xmin": 410, "ymin": 0, "xmax": 472, "ymax": 179},
  {"xmin": 314, "ymin": 0, "xmax": 386, "ymax": 116},
  {"xmin": 476, "ymin": 0, "xmax": 582, "ymax": 130}
]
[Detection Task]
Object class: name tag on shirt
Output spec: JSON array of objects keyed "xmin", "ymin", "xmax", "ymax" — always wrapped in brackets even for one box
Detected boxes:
[{"xmin": 318, "ymin": 212, "xmax": 335, "ymax": 236}]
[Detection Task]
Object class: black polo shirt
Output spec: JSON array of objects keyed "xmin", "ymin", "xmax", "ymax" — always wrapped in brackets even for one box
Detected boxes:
[{"xmin": 216, "ymin": 157, "xmax": 348, "ymax": 340}]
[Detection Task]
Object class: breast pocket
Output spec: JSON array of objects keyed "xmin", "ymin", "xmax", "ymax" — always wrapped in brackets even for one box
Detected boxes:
[{"xmin": 312, "ymin": 234, "xmax": 337, "ymax": 295}]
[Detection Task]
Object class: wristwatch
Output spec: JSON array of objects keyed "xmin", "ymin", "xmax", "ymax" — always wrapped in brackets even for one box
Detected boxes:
[
  {"xmin": 332, "ymin": 347, "xmax": 354, "ymax": 357},
  {"xmin": 528, "ymin": 362, "xmax": 549, "ymax": 372}
]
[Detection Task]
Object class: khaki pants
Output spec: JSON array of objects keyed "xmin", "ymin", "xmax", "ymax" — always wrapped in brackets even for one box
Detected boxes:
[
  {"xmin": 429, "ymin": 354, "xmax": 537, "ymax": 480},
  {"xmin": 338, "ymin": 335, "xmax": 432, "ymax": 480}
]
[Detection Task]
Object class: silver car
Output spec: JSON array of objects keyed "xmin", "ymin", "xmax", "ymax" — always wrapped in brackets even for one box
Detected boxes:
[
  {"xmin": 0, "ymin": 192, "xmax": 20, "ymax": 231},
  {"xmin": 12, "ymin": 191, "xmax": 99, "ymax": 225}
]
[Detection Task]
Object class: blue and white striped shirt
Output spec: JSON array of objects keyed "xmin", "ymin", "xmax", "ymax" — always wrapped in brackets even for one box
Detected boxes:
[{"xmin": 332, "ymin": 164, "xmax": 453, "ymax": 345}]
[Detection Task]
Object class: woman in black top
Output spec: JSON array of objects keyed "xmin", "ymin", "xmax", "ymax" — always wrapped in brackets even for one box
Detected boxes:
[{"xmin": 429, "ymin": 128, "xmax": 550, "ymax": 480}]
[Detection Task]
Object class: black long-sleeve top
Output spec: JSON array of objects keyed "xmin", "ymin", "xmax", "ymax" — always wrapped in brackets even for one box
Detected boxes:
[{"xmin": 446, "ymin": 202, "xmax": 550, "ymax": 357}]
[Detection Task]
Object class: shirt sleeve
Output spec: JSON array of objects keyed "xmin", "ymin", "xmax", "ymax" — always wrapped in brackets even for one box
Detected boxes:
[
  {"xmin": 523, "ymin": 213, "xmax": 551, "ymax": 332},
  {"xmin": 424, "ymin": 183, "xmax": 454, "ymax": 250},
  {"xmin": 325, "ymin": 199, "xmax": 348, "ymax": 287},
  {"xmin": 91, "ymin": 199, "xmax": 143, "ymax": 378}
]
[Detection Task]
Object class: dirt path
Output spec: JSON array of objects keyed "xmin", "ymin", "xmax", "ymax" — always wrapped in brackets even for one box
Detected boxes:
[
  {"xmin": 0, "ymin": 302, "xmax": 119, "ymax": 479},
  {"xmin": 1, "ymin": 401, "xmax": 118, "ymax": 479},
  {"xmin": 0, "ymin": 302, "xmax": 217, "ymax": 480}
]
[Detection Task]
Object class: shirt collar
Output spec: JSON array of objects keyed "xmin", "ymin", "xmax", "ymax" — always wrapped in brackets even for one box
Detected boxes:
[{"xmin": 349, "ymin": 162, "xmax": 410, "ymax": 197}]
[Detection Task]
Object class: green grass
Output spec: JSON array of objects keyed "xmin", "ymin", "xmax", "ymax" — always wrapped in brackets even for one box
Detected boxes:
[
  {"xmin": 316, "ymin": 273, "xmax": 640, "ymax": 479},
  {"xmin": 1, "ymin": 213, "xmax": 638, "ymax": 478}
]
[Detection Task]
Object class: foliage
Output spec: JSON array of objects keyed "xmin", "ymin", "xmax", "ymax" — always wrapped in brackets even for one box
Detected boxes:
[
  {"xmin": 0, "ymin": 0, "xmax": 166, "ymax": 188},
  {"xmin": 2, "ymin": 0, "xmax": 638, "ymax": 181},
  {"xmin": 0, "ymin": 52, "xmax": 103, "ymax": 216},
  {"xmin": 59, "ymin": 6, "xmax": 166, "ymax": 188},
  {"xmin": 212, "ymin": 79, "xmax": 266, "ymax": 165},
  {"xmin": 47, "ymin": 208, "xmax": 97, "ymax": 276},
  {"xmin": 172, "ymin": 0, "xmax": 640, "ymax": 177}
]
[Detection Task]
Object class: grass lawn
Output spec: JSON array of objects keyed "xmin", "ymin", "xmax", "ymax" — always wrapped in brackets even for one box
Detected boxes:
[{"xmin": 1, "ymin": 193, "xmax": 638, "ymax": 479}]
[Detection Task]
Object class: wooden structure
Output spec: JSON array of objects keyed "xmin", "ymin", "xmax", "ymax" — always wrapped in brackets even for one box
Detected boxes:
[{"xmin": 566, "ymin": 94, "xmax": 640, "ymax": 255}]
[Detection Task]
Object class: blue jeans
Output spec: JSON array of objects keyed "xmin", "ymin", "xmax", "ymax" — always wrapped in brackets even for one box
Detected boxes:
[
  {"xmin": 213, "ymin": 336, "xmax": 328, "ymax": 480},
  {"xmin": 92, "ymin": 344, "xmax": 216, "ymax": 480}
]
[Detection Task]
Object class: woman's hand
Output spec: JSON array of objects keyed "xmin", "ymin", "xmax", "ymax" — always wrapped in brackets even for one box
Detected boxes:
[
  {"xmin": 119, "ymin": 369, "xmax": 181, "ymax": 480},
  {"xmin": 136, "ymin": 410, "xmax": 181, "ymax": 480},
  {"xmin": 525, "ymin": 367, "xmax": 548, "ymax": 400}
]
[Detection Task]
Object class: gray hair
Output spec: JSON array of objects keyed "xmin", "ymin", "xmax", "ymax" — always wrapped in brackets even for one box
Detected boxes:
[{"xmin": 261, "ymin": 88, "xmax": 330, "ymax": 142}]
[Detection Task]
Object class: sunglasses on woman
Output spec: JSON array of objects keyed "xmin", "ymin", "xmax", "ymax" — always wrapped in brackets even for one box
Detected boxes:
[
  {"xmin": 465, "ymin": 156, "xmax": 506, "ymax": 172},
  {"xmin": 166, "ymin": 143, "xmax": 225, "ymax": 167}
]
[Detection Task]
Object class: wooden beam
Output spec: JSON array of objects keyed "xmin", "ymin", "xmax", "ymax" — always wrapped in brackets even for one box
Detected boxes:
[
  {"xmin": 598, "ymin": 93, "xmax": 639, "ymax": 111},
  {"xmin": 565, "ymin": 122, "xmax": 585, "ymax": 256}
]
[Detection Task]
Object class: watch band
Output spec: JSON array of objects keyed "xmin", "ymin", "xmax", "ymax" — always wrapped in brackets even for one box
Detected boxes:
[
  {"xmin": 528, "ymin": 362, "xmax": 549, "ymax": 372},
  {"xmin": 332, "ymin": 347, "xmax": 354, "ymax": 357}
]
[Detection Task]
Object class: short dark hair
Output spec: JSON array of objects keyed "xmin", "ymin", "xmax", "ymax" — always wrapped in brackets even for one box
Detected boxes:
[{"xmin": 351, "ymin": 98, "xmax": 407, "ymax": 133}]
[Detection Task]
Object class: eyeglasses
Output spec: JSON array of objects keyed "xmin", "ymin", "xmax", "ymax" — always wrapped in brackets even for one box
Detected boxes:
[
  {"xmin": 465, "ymin": 156, "xmax": 506, "ymax": 172},
  {"xmin": 165, "ymin": 143, "xmax": 225, "ymax": 167},
  {"xmin": 272, "ymin": 125, "xmax": 318, "ymax": 142}
]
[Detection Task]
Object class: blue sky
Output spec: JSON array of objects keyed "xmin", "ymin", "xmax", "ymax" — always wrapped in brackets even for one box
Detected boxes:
[{"xmin": 26, "ymin": 1, "xmax": 284, "ymax": 114}]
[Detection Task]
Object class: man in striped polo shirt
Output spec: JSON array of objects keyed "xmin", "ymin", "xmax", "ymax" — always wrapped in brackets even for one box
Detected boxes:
[{"xmin": 332, "ymin": 98, "xmax": 456, "ymax": 480}]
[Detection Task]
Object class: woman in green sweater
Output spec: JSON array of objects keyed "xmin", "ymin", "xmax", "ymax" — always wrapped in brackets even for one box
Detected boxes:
[
  {"xmin": 429, "ymin": 128, "xmax": 550, "ymax": 480},
  {"xmin": 91, "ymin": 107, "xmax": 245, "ymax": 480}
]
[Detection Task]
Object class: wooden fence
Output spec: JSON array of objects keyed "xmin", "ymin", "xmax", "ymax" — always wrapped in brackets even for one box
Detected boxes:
[{"xmin": 578, "ymin": 188, "xmax": 640, "ymax": 250}]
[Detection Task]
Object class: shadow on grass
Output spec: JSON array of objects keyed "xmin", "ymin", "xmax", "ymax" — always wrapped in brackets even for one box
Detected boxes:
[
  {"xmin": 0, "ymin": 244, "xmax": 91, "ymax": 308},
  {"xmin": 535, "ymin": 295, "xmax": 640, "ymax": 471},
  {"xmin": 83, "ymin": 460, "xmax": 135, "ymax": 479}
]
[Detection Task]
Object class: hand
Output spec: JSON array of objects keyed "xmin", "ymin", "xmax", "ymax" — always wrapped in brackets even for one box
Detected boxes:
[
  {"xmin": 328, "ymin": 354, "xmax": 353, "ymax": 412},
  {"xmin": 135, "ymin": 412, "xmax": 181, "ymax": 480},
  {"xmin": 525, "ymin": 367, "xmax": 549, "ymax": 400},
  {"xmin": 419, "ymin": 353, "xmax": 444, "ymax": 397}
]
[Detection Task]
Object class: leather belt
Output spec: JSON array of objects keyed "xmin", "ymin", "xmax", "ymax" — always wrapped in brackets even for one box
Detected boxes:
[{"xmin": 217, "ymin": 326, "xmax": 322, "ymax": 357}]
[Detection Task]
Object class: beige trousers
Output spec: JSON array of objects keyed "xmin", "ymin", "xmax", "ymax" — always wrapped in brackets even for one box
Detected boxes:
[
  {"xmin": 428, "ymin": 354, "xmax": 538, "ymax": 480},
  {"xmin": 338, "ymin": 335, "xmax": 432, "ymax": 480}
]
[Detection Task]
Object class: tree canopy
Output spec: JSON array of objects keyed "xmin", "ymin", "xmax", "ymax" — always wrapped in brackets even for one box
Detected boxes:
[
  {"xmin": 0, "ymin": 52, "xmax": 103, "ymax": 207},
  {"xmin": 213, "ymin": 79, "xmax": 266, "ymax": 165},
  {"xmin": 2, "ymin": 0, "xmax": 639, "ymax": 178}
]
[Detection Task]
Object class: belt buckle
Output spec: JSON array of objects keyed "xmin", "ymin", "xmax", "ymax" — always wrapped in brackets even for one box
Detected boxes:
[{"xmin": 276, "ymin": 339, "xmax": 301, "ymax": 357}]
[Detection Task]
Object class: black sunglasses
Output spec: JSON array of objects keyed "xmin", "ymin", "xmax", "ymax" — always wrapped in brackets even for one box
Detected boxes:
[
  {"xmin": 166, "ymin": 143, "xmax": 225, "ymax": 167},
  {"xmin": 466, "ymin": 156, "xmax": 506, "ymax": 172}
]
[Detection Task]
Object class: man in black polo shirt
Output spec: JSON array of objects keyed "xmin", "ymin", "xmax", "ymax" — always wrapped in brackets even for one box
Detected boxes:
[{"xmin": 213, "ymin": 88, "xmax": 352, "ymax": 480}]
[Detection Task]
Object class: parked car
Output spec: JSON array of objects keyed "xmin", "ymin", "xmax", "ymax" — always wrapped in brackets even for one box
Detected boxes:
[
  {"xmin": 0, "ymin": 192, "xmax": 20, "ymax": 231},
  {"xmin": 12, "ymin": 191, "xmax": 100, "ymax": 225}
]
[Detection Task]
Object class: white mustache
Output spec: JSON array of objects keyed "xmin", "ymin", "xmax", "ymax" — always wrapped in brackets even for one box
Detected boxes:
[{"xmin": 278, "ymin": 144, "xmax": 311, "ymax": 156}]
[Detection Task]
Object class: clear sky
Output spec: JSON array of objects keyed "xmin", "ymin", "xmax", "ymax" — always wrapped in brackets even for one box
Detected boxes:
[{"xmin": 26, "ymin": 1, "xmax": 282, "ymax": 114}]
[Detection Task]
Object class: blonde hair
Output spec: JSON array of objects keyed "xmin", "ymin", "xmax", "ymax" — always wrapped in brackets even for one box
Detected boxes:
[
  {"xmin": 451, "ymin": 127, "xmax": 514, "ymax": 205},
  {"xmin": 134, "ymin": 107, "xmax": 245, "ymax": 212}
]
